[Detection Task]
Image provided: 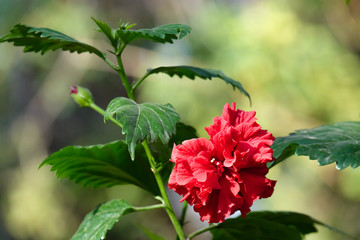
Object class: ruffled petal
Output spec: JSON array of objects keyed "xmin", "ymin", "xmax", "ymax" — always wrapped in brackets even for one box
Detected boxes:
[
  {"xmin": 168, "ymin": 103, "xmax": 276, "ymax": 223},
  {"xmin": 194, "ymin": 172, "xmax": 242, "ymax": 223},
  {"xmin": 238, "ymin": 166, "xmax": 276, "ymax": 216}
]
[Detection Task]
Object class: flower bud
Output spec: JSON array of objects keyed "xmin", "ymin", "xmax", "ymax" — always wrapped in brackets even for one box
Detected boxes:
[{"xmin": 70, "ymin": 86, "xmax": 94, "ymax": 107}]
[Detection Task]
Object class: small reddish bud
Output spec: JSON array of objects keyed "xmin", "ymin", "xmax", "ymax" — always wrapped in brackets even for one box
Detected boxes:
[
  {"xmin": 70, "ymin": 86, "xmax": 78, "ymax": 94},
  {"xmin": 70, "ymin": 85, "xmax": 94, "ymax": 107}
]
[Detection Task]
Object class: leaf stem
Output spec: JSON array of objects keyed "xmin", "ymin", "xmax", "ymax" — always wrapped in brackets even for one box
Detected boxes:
[
  {"xmin": 142, "ymin": 141, "xmax": 186, "ymax": 240},
  {"xmin": 89, "ymin": 102, "xmax": 123, "ymax": 128},
  {"xmin": 187, "ymin": 225, "xmax": 217, "ymax": 240},
  {"xmin": 88, "ymin": 102, "xmax": 105, "ymax": 115},
  {"xmin": 132, "ymin": 71, "xmax": 151, "ymax": 92},
  {"xmin": 101, "ymin": 43, "xmax": 185, "ymax": 239},
  {"xmin": 179, "ymin": 201, "xmax": 188, "ymax": 228},
  {"xmin": 176, "ymin": 201, "xmax": 188, "ymax": 240},
  {"xmin": 103, "ymin": 56, "xmax": 119, "ymax": 71},
  {"xmin": 134, "ymin": 203, "xmax": 165, "ymax": 212}
]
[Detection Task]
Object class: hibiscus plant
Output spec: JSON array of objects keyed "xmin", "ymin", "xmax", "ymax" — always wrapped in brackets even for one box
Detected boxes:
[{"xmin": 1, "ymin": 18, "xmax": 359, "ymax": 240}]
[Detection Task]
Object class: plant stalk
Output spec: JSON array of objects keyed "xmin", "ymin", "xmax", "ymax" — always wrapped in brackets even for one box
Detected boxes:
[
  {"xmin": 132, "ymin": 71, "xmax": 151, "ymax": 91},
  {"xmin": 89, "ymin": 102, "xmax": 123, "ymax": 128},
  {"xmin": 112, "ymin": 55, "xmax": 185, "ymax": 239},
  {"xmin": 116, "ymin": 54, "xmax": 135, "ymax": 100},
  {"xmin": 89, "ymin": 102, "xmax": 185, "ymax": 239},
  {"xmin": 179, "ymin": 201, "xmax": 188, "ymax": 228},
  {"xmin": 187, "ymin": 225, "xmax": 217, "ymax": 240},
  {"xmin": 176, "ymin": 201, "xmax": 188, "ymax": 240},
  {"xmin": 103, "ymin": 56, "xmax": 119, "ymax": 72},
  {"xmin": 142, "ymin": 141, "xmax": 186, "ymax": 240}
]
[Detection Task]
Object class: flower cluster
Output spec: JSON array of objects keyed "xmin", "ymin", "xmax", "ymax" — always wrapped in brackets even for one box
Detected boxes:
[{"xmin": 168, "ymin": 103, "xmax": 276, "ymax": 223}]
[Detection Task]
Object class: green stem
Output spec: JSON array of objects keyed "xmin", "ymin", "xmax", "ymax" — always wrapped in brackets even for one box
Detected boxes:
[
  {"xmin": 89, "ymin": 102, "xmax": 123, "ymax": 128},
  {"xmin": 134, "ymin": 203, "xmax": 165, "ymax": 212},
  {"xmin": 89, "ymin": 90, "xmax": 185, "ymax": 239},
  {"xmin": 99, "ymin": 47, "xmax": 185, "ymax": 239},
  {"xmin": 177, "ymin": 201, "xmax": 188, "ymax": 240},
  {"xmin": 116, "ymin": 54, "xmax": 135, "ymax": 100},
  {"xmin": 103, "ymin": 56, "xmax": 119, "ymax": 72},
  {"xmin": 179, "ymin": 201, "xmax": 188, "ymax": 228},
  {"xmin": 132, "ymin": 71, "xmax": 151, "ymax": 92},
  {"xmin": 142, "ymin": 141, "xmax": 186, "ymax": 240},
  {"xmin": 187, "ymin": 225, "xmax": 217, "ymax": 240},
  {"xmin": 89, "ymin": 102, "xmax": 105, "ymax": 116}
]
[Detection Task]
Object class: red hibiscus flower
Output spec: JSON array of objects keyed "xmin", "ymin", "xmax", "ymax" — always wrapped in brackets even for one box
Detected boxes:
[{"xmin": 168, "ymin": 103, "xmax": 276, "ymax": 223}]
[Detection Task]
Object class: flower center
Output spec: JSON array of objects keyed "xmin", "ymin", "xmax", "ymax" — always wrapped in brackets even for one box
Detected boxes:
[{"xmin": 210, "ymin": 157, "xmax": 221, "ymax": 166}]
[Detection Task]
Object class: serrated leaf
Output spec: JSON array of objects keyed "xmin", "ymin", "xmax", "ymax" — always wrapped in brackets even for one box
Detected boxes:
[
  {"xmin": 210, "ymin": 211, "xmax": 321, "ymax": 240},
  {"xmin": 40, "ymin": 140, "xmax": 159, "ymax": 195},
  {"xmin": 116, "ymin": 24, "xmax": 191, "ymax": 45},
  {"xmin": 146, "ymin": 66, "xmax": 251, "ymax": 103},
  {"xmin": 104, "ymin": 98, "xmax": 180, "ymax": 160},
  {"xmin": 267, "ymin": 143, "xmax": 298, "ymax": 169},
  {"xmin": 92, "ymin": 18, "xmax": 118, "ymax": 49},
  {"xmin": 71, "ymin": 199, "xmax": 134, "ymax": 240},
  {"xmin": 271, "ymin": 122, "xmax": 360, "ymax": 170},
  {"xmin": 0, "ymin": 24, "xmax": 105, "ymax": 58}
]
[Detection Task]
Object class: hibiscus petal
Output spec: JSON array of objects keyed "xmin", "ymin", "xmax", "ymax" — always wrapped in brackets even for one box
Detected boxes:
[
  {"xmin": 190, "ymin": 156, "xmax": 221, "ymax": 189},
  {"xmin": 168, "ymin": 102, "xmax": 276, "ymax": 223},
  {"xmin": 239, "ymin": 167, "xmax": 276, "ymax": 206},
  {"xmin": 169, "ymin": 161, "xmax": 195, "ymax": 185},
  {"xmin": 171, "ymin": 138, "xmax": 214, "ymax": 163},
  {"xmin": 194, "ymin": 173, "xmax": 242, "ymax": 223}
]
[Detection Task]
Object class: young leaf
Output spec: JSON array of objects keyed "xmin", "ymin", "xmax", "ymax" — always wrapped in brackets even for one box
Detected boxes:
[
  {"xmin": 104, "ymin": 98, "xmax": 180, "ymax": 160},
  {"xmin": 116, "ymin": 24, "xmax": 191, "ymax": 45},
  {"xmin": 146, "ymin": 66, "xmax": 251, "ymax": 103},
  {"xmin": 92, "ymin": 18, "xmax": 118, "ymax": 49},
  {"xmin": 0, "ymin": 24, "xmax": 105, "ymax": 59},
  {"xmin": 40, "ymin": 140, "xmax": 160, "ymax": 195},
  {"xmin": 71, "ymin": 199, "xmax": 135, "ymax": 240},
  {"xmin": 210, "ymin": 211, "xmax": 321, "ymax": 240},
  {"xmin": 271, "ymin": 122, "xmax": 360, "ymax": 169}
]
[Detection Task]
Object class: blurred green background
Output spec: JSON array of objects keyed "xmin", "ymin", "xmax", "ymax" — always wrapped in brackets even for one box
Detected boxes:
[{"xmin": 1, "ymin": 0, "xmax": 360, "ymax": 239}]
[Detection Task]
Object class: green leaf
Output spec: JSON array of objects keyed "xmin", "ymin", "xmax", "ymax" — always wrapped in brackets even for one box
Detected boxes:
[
  {"xmin": 92, "ymin": 18, "xmax": 118, "ymax": 49},
  {"xmin": 0, "ymin": 24, "xmax": 105, "ymax": 59},
  {"xmin": 71, "ymin": 199, "xmax": 135, "ymax": 240},
  {"xmin": 104, "ymin": 98, "xmax": 180, "ymax": 160},
  {"xmin": 169, "ymin": 122, "xmax": 198, "ymax": 145},
  {"xmin": 40, "ymin": 140, "xmax": 160, "ymax": 195},
  {"xmin": 271, "ymin": 122, "xmax": 360, "ymax": 170},
  {"xmin": 210, "ymin": 211, "xmax": 321, "ymax": 240},
  {"xmin": 146, "ymin": 66, "xmax": 251, "ymax": 103},
  {"xmin": 246, "ymin": 211, "xmax": 319, "ymax": 235},
  {"xmin": 267, "ymin": 143, "xmax": 298, "ymax": 169},
  {"xmin": 116, "ymin": 23, "xmax": 191, "ymax": 45}
]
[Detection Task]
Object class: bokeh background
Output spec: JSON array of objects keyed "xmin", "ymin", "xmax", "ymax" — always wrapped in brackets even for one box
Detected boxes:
[{"xmin": 1, "ymin": 0, "xmax": 360, "ymax": 239}]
